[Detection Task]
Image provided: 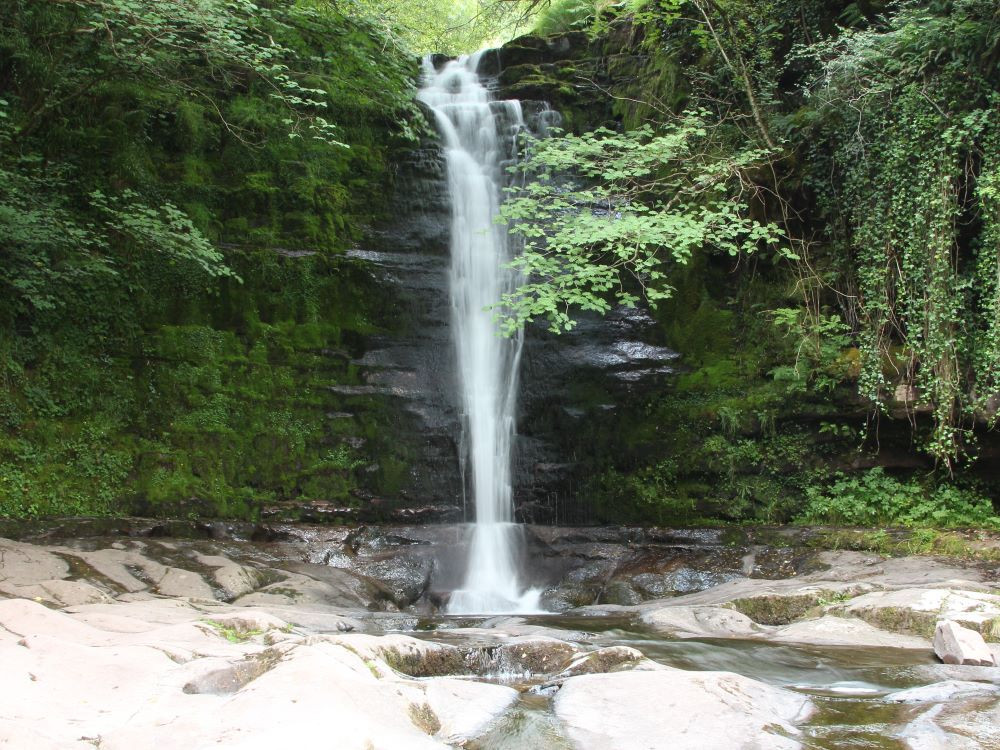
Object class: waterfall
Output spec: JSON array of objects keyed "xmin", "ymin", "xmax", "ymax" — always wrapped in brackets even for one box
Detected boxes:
[{"xmin": 418, "ymin": 53, "xmax": 542, "ymax": 615}]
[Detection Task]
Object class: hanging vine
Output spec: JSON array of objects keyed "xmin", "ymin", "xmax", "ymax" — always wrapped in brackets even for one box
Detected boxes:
[{"xmin": 802, "ymin": 0, "xmax": 1000, "ymax": 467}]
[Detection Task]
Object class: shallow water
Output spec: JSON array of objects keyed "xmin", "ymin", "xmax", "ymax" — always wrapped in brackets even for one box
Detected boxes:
[{"xmin": 409, "ymin": 613, "xmax": 938, "ymax": 749}]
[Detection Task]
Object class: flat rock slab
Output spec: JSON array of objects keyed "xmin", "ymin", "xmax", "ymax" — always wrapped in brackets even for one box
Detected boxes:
[
  {"xmin": 831, "ymin": 589, "xmax": 1000, "ymax": 638},
  {"xmin": 0, "ymin": 598, "xmax": 522, "ymax": 750},
  {"xmin": 640, "ymin": 605, "xmax": 763, "ymax": 638},
  {"xmin": 885, "ymin": 680, "xmax": 999, "ymax": 703},
  {"xmin": 896, "ymin": 694, "xmax": 1000, "ymax": 750},
  {"xmin": 771, "ymin": 615, "xmax": 930, "ymax": 649},
  {"xmin": 553, "ymin": 668, "xmax": 814, "ymax": 750}
]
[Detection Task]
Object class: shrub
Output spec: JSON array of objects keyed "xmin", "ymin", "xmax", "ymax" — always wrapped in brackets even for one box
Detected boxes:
[{"xmin": 796, "ymin": 469, "xmax": 999, "ymax": 528}]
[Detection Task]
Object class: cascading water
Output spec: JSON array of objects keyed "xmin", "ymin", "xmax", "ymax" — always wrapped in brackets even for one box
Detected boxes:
[{"xmin": 418, "ymin": 53, "xmax": 542, "ymax": 614}]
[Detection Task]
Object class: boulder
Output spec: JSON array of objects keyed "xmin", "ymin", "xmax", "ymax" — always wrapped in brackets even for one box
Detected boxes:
[
  {"xmin": 352, "ymin": 555, "xmax": 433, "ymax": 608},
  {"xmin": 640, "ymin": 605, "xmax": 763, "ymax": 639},
  {"xmin": 554, "ymin": 668, "xmax": 813, "ymax": 750},
  {"xmin": 600, "ymin": 579, "xmax": 643, "ymax": 606},
  {"xmin": 934, "ymin": 620, "xmax": 997, "ymax": 666},
  {"xmin": 468, "ymin": 637, "xmax": 580, "ymax": 676},
  {"xmin": 212, "ymin": 564, "xmax": 266, "ymax": 600},
  {"xmin": 421, "ymin": 678, "xmax": 517, "ymax": 743}
]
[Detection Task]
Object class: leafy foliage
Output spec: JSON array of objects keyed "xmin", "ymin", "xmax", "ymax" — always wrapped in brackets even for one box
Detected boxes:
[
  {"xmin": 361, "ymin": 0, "xmax": 551, "ymax": 54},
  {"xmin": 797, "ymin": 469, "xmax": 998, "ymax": 529},
  {"xmin": 0, "ymin": 0, "xmax": 421, "ymax": 518},
  {"xmin": 499, "ymin": 114, "xmax": 782, "ymax": 333},
  {"xmin": 798, "ymin": 0, "xmax": 1000, "ymax": 465}
]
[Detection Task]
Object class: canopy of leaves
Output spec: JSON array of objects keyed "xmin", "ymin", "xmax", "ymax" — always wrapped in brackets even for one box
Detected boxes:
[
  {"xmin": 360, "ymin": 0, "xmax": 549, "ymax": 54},
  {"xmin": 504, "ymin": 0, "xmax": 1000, "ymax": 468},
  {"xmin": 498, "ymin": 114, "xmax": 782, "ymax": 333}
]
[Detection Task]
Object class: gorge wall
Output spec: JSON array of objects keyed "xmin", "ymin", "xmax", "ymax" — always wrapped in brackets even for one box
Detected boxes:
[{"xmin": 3, "ymin": 8, "xmax": 997, "ymax": 525}]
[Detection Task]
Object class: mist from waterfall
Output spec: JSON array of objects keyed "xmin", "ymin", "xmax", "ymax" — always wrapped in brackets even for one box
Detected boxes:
[{"xmin": 418, "ymin": 53, "xmax": 542, "ymax": 615}]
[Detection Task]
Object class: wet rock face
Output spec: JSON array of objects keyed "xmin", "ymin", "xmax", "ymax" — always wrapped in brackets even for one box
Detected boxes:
[
  {"xmin": 338, "ymin": 136, "xmax": 465, "ymax": 519},
  {"xmin": 528, "ymin": 526, "xmax": 802, "ymax": 610},
  {"xmin": 516, "ymin": 307, "xmax": 679, "ymax": 523},
  {"xmin": 356, "ymin": 56, "xmax": 681, "ymax": 521},
  {"xmin": 0, "ymin": 522, "xmax": 822, "ymax": 614}
]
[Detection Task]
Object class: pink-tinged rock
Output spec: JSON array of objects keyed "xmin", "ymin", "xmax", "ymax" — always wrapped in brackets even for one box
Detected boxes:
[
  {"xmin": 934, "ymin": 620, "xmax": 996, "ymax": 667},
  {"xmin": 554, "ymin": 668, "xmax": 814, "ymax": 749}
]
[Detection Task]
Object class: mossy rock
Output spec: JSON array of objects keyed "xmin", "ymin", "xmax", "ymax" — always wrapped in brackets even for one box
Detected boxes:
[
  {"xmin": 378, "ymin": 644, "xmax": 467, "ymax": 678},
  {"xmin": 727, "ymin": 593, "xmax": 826, "ymax": 626},
  {"xmin": 840, "ymin": 605, "xmax": 939, "ymax": 640},
  {"xmin": 408, "ymin": 703, "xmax": 441, "ymax": 735}
]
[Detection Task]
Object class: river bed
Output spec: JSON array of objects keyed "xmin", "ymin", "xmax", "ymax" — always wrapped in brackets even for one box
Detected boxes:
[{"xmin": 403, "ymin": 614, "xmax": 938, "ymax": 749}]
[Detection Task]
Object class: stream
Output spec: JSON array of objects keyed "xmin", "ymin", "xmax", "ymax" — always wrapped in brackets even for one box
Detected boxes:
[
  {"xmin": 399, "ymin": 614, "xmax": 938, "ymax": 749},
  {"xmin": 2, "ymin": 521, "xmax": 997, "ymax": 748}
]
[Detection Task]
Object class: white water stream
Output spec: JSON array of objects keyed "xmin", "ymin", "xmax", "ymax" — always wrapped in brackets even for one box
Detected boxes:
[{"xmin": 418, "ymin": 53, "xmax": 542, "ymax": 614}]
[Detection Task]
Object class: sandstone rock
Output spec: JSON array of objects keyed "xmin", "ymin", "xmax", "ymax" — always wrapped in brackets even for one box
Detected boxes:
[
  {"xmin": 334, "ymin": 633, "xmax": 466, "ymax": 677},
  {"xmin": 909, "ymin": 662, "xmax": 1000, "ymax": 685},
  {"xmin": 934, "ymin": 620, "xmax": 997, "ymax": 666},
  {"xmin": 884, "ymin": 680, "xmax": 999, "ymax": 703},
  {"xmin": 600, "ymin": 579, "xmax": 643, "ymax": 605},
  {"xmin": 771, "ymin": 615, "xmax": 929, "ymax": 649},
  {"xmin": 212, "ymin": 563, "xmax": 266, "ymax": 600},
  {"xmin": 207, "ymin": 610, "xmax": 289, "ymax": 636},
  {"xmin": 539, "ymin": 585, "xmax": 596, "ymax": 611},
  {"xmin": 829, "ymin": 588, "xmax": 1000, "ymax": 638},
  {"xmin": 63, "ymin": 546, "xmax": 164, "ymax": 593},
  {"xmin": 274, "ymin": 561, "xmax": 382, "ymax": 607},
  {"xmin": 0, "ymin": 597, "xmax": 509, "ymax": 750},
  {"xmin": 897, "ymin": 704, "xmax": 981, "ymax": 750},
  {"xmin": 482, "ymin": 637, "xmax": 580, "ymax": 675},
  {"xmin": 554, "ymin": 668, "xmax": 813, "ymax": 750},
  {"xmin": 155, "ymin": 566, "xmax": 216, "ymax": 599},
  {"xmin": 896, "ymin": 695, "xmax": 1000, "ymax": 750},
  {"xmin": 233, "ymin": 570, "xmax": 363, "ymax": 609},
  {"xmin": 632, "ymin": 567, "xmax": 743, "ymax": 597},
  {"xmin": 97, "ymin": 641, "xmax": 450, "ymax": 750},
  {"xmin": 727, "ymin": 593, "xmax": 824, "ymax": 625},
  {"xmin": 0, "ymin": 597, "xmax": 113, "ymax": 645},
  {"xmin": 7, "ymin": 578, "xmax": 112, "ymax": 607},
  {"xmin": 640, "ymin": 605, "xmax": 763, "ymax": 639},
  {"xmin": 0, "ymin": 719, "xmax": 88, "ymax": 749},
  {"xmin": 182, "ymin": 652, "xmax": 283, "ymax": 695},
  {"xmin": 422, "ymin": 678, "xmax": 517, "ymax": 743},
  {"xmin": 351, "ymin": 554, "xmax": 433, "ymax": 608},
  {"xmin": 0, "ymin": 539, "xmax": 69, "ymax": 586},
  {"xmin": 556, "ymin": 646, "xmax": 645, "ymax": 678}
]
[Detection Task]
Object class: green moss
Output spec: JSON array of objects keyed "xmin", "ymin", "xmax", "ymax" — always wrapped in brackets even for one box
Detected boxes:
[
  {"xmin": 408, "ymin": 704, "xmax": 442, "ymax": 735},
  {"xmin": 203, "ymin": 619, "xmax": 266, "ymax": 643},
  {"xmin": 843, "ymin": 606, "xmax": 938, "ymax": 640},
  {"xmin": 378, "ymin": 647, "xmax": 466, "ymax": 678},
  {"xmin": 728, "ymin": 593, "xmax": 830, "ymax": 625},
  {"xmin": 0, "ymin": 247, "xmax": 417, "ymax": 520}
]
